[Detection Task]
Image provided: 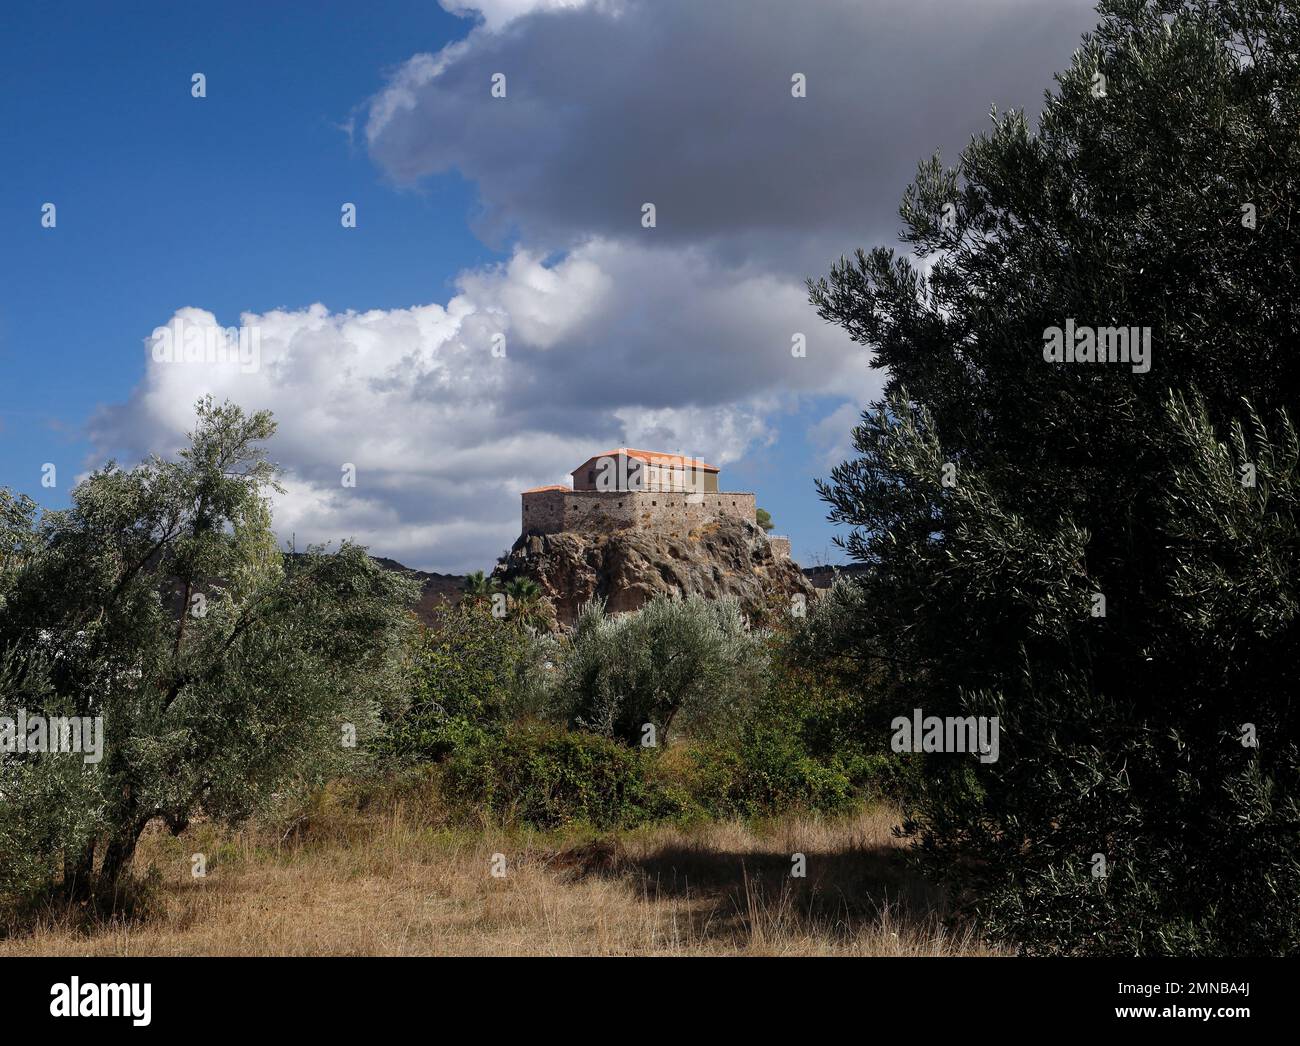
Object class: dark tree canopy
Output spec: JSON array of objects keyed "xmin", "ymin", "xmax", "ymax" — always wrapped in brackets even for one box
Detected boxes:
[{"xmin": 810, "ymin": 0, "xmax": 1300, "ymax": 954}]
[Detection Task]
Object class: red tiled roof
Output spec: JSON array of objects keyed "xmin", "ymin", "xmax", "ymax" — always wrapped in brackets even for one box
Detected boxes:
[
  {"xmin": 574, "ymin": 448, "xmax": 720, "ymax": 473},
  {"xmin": 521, "ymin": 484, "xmax": 570, "ymax": 494}
]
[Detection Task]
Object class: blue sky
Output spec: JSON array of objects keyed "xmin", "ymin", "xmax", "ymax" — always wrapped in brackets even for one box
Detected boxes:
[
  {"xmin": 0, "ymin": 1, "xmax": 484, "ymax": 508},
  {"xmin": 0, "ymin": 0, "xmax": 1098, "ymax": 573}
]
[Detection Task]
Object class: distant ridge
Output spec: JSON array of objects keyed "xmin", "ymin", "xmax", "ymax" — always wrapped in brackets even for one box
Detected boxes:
[{"xmin": 369, "ymin": 556, "xmax": 466, "ymax": 625}]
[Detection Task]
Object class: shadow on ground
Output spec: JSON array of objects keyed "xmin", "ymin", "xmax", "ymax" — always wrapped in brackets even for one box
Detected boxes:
[{"xmin": 550, "ymin": 836, "xmax": 954, "ymax": 947}]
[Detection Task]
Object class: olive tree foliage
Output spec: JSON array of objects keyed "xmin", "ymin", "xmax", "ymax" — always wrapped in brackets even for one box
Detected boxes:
[
  {"xmin": 0, "ymin": 648, "xmax": 100, "ymax": 912},
  {"xmin": 560, "ymin": 594, "xmax": 768, "ymax": 746},
  {"xmin": 0, "ymin": 398, "xmax": 416, "ymax": 906},
  {"xmin": 808, "ymin": 0, "xmax": 1300, "ymax": 954}
]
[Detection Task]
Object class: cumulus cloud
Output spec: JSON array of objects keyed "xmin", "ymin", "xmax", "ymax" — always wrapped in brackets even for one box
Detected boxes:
[
  {"xmin": 97, "ymin": 0, "xmax": 1100, "ymax": 570},
  {"xmin": 92, "ymin": 237, "xmax": 866, "ymax": 572},
  {"xmin": 94, "ymin": 300, "xmax": 537, "ymax": 572}
]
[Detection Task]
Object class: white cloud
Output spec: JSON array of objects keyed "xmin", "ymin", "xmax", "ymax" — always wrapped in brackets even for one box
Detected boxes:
[
  {"xmin": 455, "ymin": 247, "xmax": 609, "ymax": 349},
  {"xmin": 93, "ymin": 238, "xmax": 862, "ymax": 572},
  {"xmin": 440, "ymin": 0, "xmax": 598, "ymax": 33}
]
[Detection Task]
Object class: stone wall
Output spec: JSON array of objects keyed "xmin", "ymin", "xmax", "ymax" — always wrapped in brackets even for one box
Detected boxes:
[{"xmin": 522, "ymin": 488, "xmax": 756, "ymax": 536}]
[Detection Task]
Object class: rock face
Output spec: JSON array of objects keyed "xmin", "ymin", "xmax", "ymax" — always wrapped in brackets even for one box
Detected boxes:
[{"xmin": 493, "ymin": 517, "xmax": 814, "ymax": 627}]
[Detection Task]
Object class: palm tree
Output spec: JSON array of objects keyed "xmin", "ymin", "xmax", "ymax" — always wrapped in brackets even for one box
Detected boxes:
[
  {"xmin": 462, "ymin": 570, "xmax": 500, "ymax": 604},
  {"xmin": 503, "ymin": 576, "xmax": 550, "ymax": 630},
  {"xmin": 504, "ymin": 576, "xmax": 539, "ymax": 601}
]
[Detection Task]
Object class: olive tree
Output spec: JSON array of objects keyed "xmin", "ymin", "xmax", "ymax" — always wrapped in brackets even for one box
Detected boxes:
[
  {"xmin": 560, "ymin": 594, "xmax": 768, "ymax": 745},
  {"xmin": 0, "ymin": 398, "xmax": 416, "ymax": 906},
  {"xmin": 809, "ymin": 0, "xmax": 1300, "ymax": 954}
]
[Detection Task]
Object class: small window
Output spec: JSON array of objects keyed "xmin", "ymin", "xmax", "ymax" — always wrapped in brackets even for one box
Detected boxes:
[{"xmin": 588, "ymin": 470, "xmax": 595, "ymax": 484}]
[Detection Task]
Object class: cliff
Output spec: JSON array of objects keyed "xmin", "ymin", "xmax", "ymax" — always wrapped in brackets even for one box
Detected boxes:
[{"xmin": 493, "ymin": 517, "xmax": 814, "ymax": 627}]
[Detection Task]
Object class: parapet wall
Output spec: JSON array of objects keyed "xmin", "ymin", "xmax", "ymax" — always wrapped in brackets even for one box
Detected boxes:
[{"xmin": 522, "ymin": 489, "xmax": 756, "ymax": 536}]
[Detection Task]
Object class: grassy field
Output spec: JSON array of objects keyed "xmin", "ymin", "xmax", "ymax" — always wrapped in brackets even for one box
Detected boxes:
[{"xmin": 0, "ymin": 784, "xmax": 998, "ymax": 956}]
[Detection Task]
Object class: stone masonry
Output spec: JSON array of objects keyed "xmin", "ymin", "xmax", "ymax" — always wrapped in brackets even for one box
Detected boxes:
[{"xmin": 521, "ymin": 487, "xmax": 757, "ymax": 535}]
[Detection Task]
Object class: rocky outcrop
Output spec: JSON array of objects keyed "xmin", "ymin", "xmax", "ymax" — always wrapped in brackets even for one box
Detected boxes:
[{"xmin": 493, "ymin": 517, "xmax": 814, "ymax": 627}]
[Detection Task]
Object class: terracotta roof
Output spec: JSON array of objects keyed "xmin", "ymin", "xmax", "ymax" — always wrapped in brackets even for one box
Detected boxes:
[
  {"xmin": 574, "ymin": 448, "xmax": 720, "ymax": 473},
  {"xmin": 521, "ymin": 484, "xmax": 570, "ymax": 494}
]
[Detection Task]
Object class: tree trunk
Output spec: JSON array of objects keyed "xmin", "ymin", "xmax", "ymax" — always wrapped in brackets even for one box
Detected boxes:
[
  {"xmin": 660, "ymin": 700, "xmax": 681, "ymax": 745},
  {"xmin": 62, "ymin": 841, "xmax": 95, "ymax": 901},
  {"xmin": 98, "ymin": 818, "xmax": 148, "ymax": 894}
]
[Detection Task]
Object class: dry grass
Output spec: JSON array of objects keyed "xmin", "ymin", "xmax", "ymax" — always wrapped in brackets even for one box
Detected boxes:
[{"xmin": 0, "ymin": 786, "xmax": 1000, "ymax": 956}]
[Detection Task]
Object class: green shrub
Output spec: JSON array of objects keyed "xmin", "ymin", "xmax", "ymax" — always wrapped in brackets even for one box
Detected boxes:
[
  {"xmin": 441, "ymin": 725, "xmax": 856, "ymax": 830},
  {"xmin": 441, "ymin": 724, "xmax": 679, "ymax": 830},
  {"xmin": 733, "ymin": 728, "xmax": 856, "ymax": 815},
  {"xmin": 429, "ymin": 596, "xmax": 896, "ymax": 830},
  {"xmin": 384, "ymin": 602, "xmax": 557, "ymax": 763},
  {"xmin": 665, "ymin": 736, "xmax": 854, "ymax": 820},
  {"xmin": 736, "ymin": 625, "xmax": 916, "ymax": 806}
]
